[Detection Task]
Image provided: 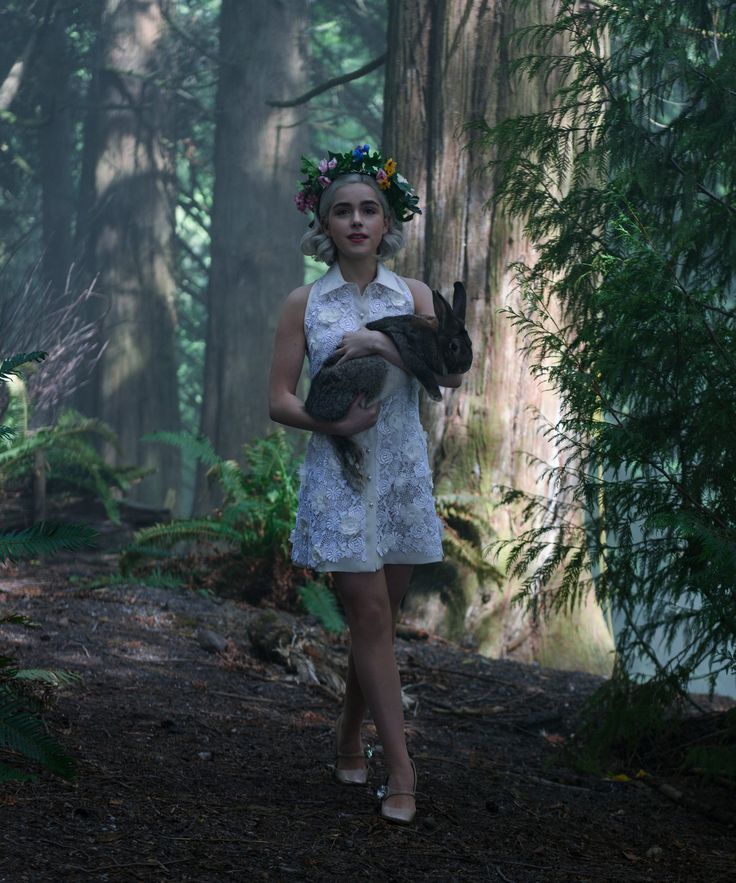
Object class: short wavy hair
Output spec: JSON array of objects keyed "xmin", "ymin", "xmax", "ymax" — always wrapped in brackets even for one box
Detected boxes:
[{"xmin": 300, "ymin": 173, "xmax": 405, "ymax": 264}]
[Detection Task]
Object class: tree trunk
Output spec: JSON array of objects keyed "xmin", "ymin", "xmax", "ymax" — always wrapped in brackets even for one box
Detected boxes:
[
  {"xmin": 383, "ymin": 0, "xmax": 614, "ymax": 675},
  {"xmin": 194, "ymin": 0, "xmax": 308, "ymax": 514},
  {"xmin": 38, "ymin": 9, "xmax": 74, "ymax": 304},
  {"xmin": 81, "ymin": 0, "xmax": 180, "ymax": 510}
]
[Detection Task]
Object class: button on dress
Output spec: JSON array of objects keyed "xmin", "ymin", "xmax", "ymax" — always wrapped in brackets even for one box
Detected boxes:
[{"xmin": 289, "ymin": 262, "xmax": 445, "ymax": 573}]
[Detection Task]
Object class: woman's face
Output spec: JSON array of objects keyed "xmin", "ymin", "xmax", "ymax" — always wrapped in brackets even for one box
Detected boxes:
[{"xmin": 323, "ymin": 182, "xmax": 389, "ymax": 260}]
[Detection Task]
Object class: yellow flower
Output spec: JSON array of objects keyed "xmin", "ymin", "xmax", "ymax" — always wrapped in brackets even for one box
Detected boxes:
[
  {"xmin": 376, "ymin": 169, "xmax": 391, "ymax": 190},
  {"xmin": 384, "ymin": 158, "xmax": 397, "ymax": 177}
]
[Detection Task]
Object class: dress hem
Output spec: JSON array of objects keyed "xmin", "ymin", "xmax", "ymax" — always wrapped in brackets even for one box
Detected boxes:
[{"xmin": 292, "ymin": 550, "xmax": 444, "ymax": 574}]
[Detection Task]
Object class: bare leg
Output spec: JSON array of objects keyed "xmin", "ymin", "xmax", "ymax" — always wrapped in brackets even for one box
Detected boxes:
[
  {"xmin": 334, "ymin": 567, "xmax": 415, "ymax": 814},
  {"xmin": 339, "ymin": 564, "xmax": 414, "ymax": 760}
]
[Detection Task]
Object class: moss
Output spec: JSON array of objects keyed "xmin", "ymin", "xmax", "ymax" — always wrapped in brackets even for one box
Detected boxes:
[
  {"xmin": 434, "ymin": 400, "xmax": 503, "ymax": 499},
  {"xmin": 535, "ymin": 594, "xmax": 616, "ymax": 677},
  {"xmin": 408, "ymin": 559, "xmax": 476, "ymax": 642},
  {"xmin": 474, "ymin": 610, "xmax": 506, "ymax": 657}
]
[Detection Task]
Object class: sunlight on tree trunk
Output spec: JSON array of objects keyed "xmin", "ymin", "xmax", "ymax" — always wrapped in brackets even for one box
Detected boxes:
[
  {"xmin": 383, "ymin": 0, "xmax": 614, "ymax": 675},
  {"xmin": 81, "ymin": 0, "xmax": 180, "ymax": 509}
]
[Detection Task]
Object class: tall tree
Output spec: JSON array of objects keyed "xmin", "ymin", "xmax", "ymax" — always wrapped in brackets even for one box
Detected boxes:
[
  {"xmin": 78, "ymin": 0, "xmax": 180, "ymax": 509},
  {"xmin": 38, "ymin": 7, "xmax": 73, "ymax": 302},
  {"xmin": 383, "ymin": 0, "xmax": 614, "ymax": 672},
  {"xmin": 195, "ymin": 0, "xmax": 308, "ymax": 513},
  {"xmin": 477, "ymin": 0, "xmax": 736, "ymax": 707}
]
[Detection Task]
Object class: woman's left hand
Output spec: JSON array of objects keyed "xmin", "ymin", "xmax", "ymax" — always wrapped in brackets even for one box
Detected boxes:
[{"xmin": 332, "ymin": 328, "xmax": 382, "ymax": 365}]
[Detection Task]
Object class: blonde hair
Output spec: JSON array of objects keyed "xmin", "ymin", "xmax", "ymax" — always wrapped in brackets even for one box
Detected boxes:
[{"xmin": 300, "ymin": 174, "xmax": 405, "ymax": 265}]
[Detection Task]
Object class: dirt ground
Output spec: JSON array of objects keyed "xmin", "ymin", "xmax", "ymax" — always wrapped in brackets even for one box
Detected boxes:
[{"xmin": 0, "ymin": 552, "xmax": 734, "ymax": 882}]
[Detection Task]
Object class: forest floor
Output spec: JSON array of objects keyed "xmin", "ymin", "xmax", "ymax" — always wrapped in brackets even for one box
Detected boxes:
[{"xmin": 0, "ymin": 552, "xmax": 734, "ymax": 883}]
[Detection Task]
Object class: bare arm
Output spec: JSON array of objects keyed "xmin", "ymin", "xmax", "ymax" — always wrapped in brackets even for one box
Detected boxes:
[
  {"xmin": 405, "ymin": 277, "xmax": 463, "ymax": 388},
  {"xmin": 268, "ymin": 286, "xmax": 379, "ymax": 435}
]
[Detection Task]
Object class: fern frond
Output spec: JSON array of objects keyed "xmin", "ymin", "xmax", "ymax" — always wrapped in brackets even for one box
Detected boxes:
[
  {"xmin": 141, "ymin": 430, "xmax": 221, "ymax": 469},
  {"xmin": 131, "ymin": 518, "xmax": 243, "ymax": 550},
  {"xmin": 0, "ymin": 521, "xmax": 97, "ymax": 564},
  {"xmin": 298, "ymin": 581, "xmax": 345, "ymax": 633},
  {"xmin": 0, "ymin": 614, "xmax": 36, "ymax": 627},
  {"xmin": 0, "ymin": 685, "xmax": 75, "ymax": 779},
  {"xmin": 11, "ymin": 669, "xmax": 82, "ymax": 687}
]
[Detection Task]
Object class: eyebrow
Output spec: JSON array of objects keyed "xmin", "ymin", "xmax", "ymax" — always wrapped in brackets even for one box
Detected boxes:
[{"xmin": 332, "ymin": 199, "xmax": 381, "ymax": 208}]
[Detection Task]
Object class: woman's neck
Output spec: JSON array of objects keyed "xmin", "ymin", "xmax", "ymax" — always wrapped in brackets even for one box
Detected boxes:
[{"xmin": 336, "ymin": 257, "xmax": 379, "ymax": 295}]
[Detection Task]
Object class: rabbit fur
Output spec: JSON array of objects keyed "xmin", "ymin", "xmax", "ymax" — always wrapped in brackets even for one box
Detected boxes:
[{"xmin": 305, "ymin": 281, "xmax": 472, "ymax": 490}]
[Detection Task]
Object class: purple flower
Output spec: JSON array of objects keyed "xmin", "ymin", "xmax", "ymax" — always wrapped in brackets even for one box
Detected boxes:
[
  {"xmin": 318, "ymin": 157, "xmax": 337, "ymax": 174},
  {"xmin": 318, "ymin": 175, "xmax": 331, "ymax": 188}
]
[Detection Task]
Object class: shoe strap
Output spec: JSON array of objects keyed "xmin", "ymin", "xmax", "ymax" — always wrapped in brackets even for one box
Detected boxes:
[{"xmin": 379, "ymin": 759, "xmax": 417, "ymax": 797}]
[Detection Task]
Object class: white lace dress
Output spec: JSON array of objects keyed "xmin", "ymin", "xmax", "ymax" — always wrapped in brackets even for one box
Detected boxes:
[{"xmin": 290, "ymin": 262, "xmax": 445, "ymax": 572}]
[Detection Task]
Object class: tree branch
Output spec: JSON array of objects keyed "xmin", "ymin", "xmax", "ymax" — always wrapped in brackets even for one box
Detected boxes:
[
  {"xmin": 267, "ymin": 53, "xmax": 386, "ymax": 108},
  {"xmin": 0, "ymin": 0, "xmax": 59, "ymax": 112}
]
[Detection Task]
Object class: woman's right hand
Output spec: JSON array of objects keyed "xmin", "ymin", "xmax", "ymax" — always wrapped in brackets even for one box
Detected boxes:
[{"xmin": 332, "ymin": 394, "xmax": 379, "ymax": 436}]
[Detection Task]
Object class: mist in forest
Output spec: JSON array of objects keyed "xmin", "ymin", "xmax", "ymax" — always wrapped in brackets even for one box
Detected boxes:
[{"xmin": 1, "ymin": 0, "xmax": 733, "ymax": 701}]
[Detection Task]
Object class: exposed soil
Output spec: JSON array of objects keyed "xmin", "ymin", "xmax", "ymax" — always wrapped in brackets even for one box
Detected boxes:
[{"xmin": 0, "ymin": 553, "xmax": 734, "ymax": 882}]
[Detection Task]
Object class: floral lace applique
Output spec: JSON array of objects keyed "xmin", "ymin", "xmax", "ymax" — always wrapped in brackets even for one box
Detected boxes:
[{"xmin": 291, "ymin": 266, "xmax": 444, "ymax": 570}]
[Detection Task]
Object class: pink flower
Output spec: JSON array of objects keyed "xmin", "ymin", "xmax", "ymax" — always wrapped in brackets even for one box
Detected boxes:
[
  {"xmin": 318, "ymin": 175, "xmax": 331, "ymax": 188},
  {"xmin": 318, "ymin": 157, "xmax": 337, "ymax": 174},
  {"xmin": 376, "ymin": 168, "xmax": 390, "ymax": 190}
]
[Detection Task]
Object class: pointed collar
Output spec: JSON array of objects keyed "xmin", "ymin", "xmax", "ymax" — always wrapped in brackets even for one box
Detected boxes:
[{"xmin": 321, "ymin": 261, "xmax": 405, "ymax": 296}]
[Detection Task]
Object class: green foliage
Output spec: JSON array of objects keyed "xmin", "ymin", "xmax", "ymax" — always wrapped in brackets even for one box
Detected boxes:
[
  {"xmin": 0, "ymin": 685, "xmax": 75, "ymax": 783},
  {"xmin": 566, "ymin": 664, "xmax": 684, "ymax": 775},
  {"xmin": 0, "ymin": 521, "xmax": 98, "ymax": 563},
  {"xmin": 0, "ymin": 405, "xmax": 150, "ymax": 523},
  {"xmin": 122, "ymin": 429, "xmax": 301, "ymax": 579},
  {"xmin": 0, "ymin": 352, "xmax": 47, "ymax": 384},
  {"xmin": 435, "ymin": 493, "xmax": 504, "ymax": 585},
  {"xmin": 475, "ymin": 0, "xmax": 736, "ymax": 766},
  {"xmin": 0, "ymin": 352, "xmax": 92, "ymax": 782},
  {"xmin": 298, "ymin": 580, "xmax": 345, "ymax": 633}
]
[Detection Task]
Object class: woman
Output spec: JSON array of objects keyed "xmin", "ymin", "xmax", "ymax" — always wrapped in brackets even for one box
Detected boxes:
[{"xmin": 268, "ymin": 145, "xmax": 463, "ymax": 825}]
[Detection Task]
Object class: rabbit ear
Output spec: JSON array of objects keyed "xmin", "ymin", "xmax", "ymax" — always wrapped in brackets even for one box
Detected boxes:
[
  {"xmin": 432, "ymin": 288, "xmax": 453, "ymax": 326},
  {"xmin": 452, "ymin": 281, "xmax": 467, "ymax": 323}
]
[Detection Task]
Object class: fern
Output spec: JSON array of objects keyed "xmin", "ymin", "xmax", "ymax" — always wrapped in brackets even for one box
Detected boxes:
[
  {"xmin": 298, "ymin": 581, "xmax": 345, "ymax": 633},
  {"xmin": 10, "ymin": 669, "xmax": 82, "ymax": 687},
  {"xmin": 0, "ymin": 686, "xmax": 75, "ymax": 782},
  {"xmin": 0, "ymin": 407, "xmax": 150, "ymax": 522},
  {"xmin": 0, "ymin": 521, "xmax": 97, "ymax": 564},
  {"xmin": 128, "ymin": 429, "xmax": 302, "ymax": 589}
]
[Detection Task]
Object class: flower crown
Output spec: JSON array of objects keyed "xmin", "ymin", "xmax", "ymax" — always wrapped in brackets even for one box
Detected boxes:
[{"xmin": 293, "ymin": 144, "xmax": 421, "ymax": 223}]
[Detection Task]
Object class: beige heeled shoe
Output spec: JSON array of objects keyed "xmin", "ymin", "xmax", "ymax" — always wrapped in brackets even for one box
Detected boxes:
[
  {"xmin": 334, "ymin": 712, "xmax": 372, "ymax": 786},
  {"xmin": 376, "ymin": 757, "xmax": 417, "ymax": 825}
]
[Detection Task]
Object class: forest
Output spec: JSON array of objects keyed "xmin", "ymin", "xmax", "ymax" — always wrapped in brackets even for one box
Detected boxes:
[{"xmin": 0, "ymin": 0, "xmax": 734, "ymax": 880}]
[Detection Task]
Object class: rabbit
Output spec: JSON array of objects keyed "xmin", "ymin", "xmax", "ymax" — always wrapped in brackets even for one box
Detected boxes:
[{"xmin": 305, "ymin": 281, "xmax": 473, "ymax": 490}]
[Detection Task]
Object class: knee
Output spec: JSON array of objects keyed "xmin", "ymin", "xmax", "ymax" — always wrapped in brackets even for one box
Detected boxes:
[{"xmin": 344, "ymin": 596, "xmax": 393, "ymax": 640}]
